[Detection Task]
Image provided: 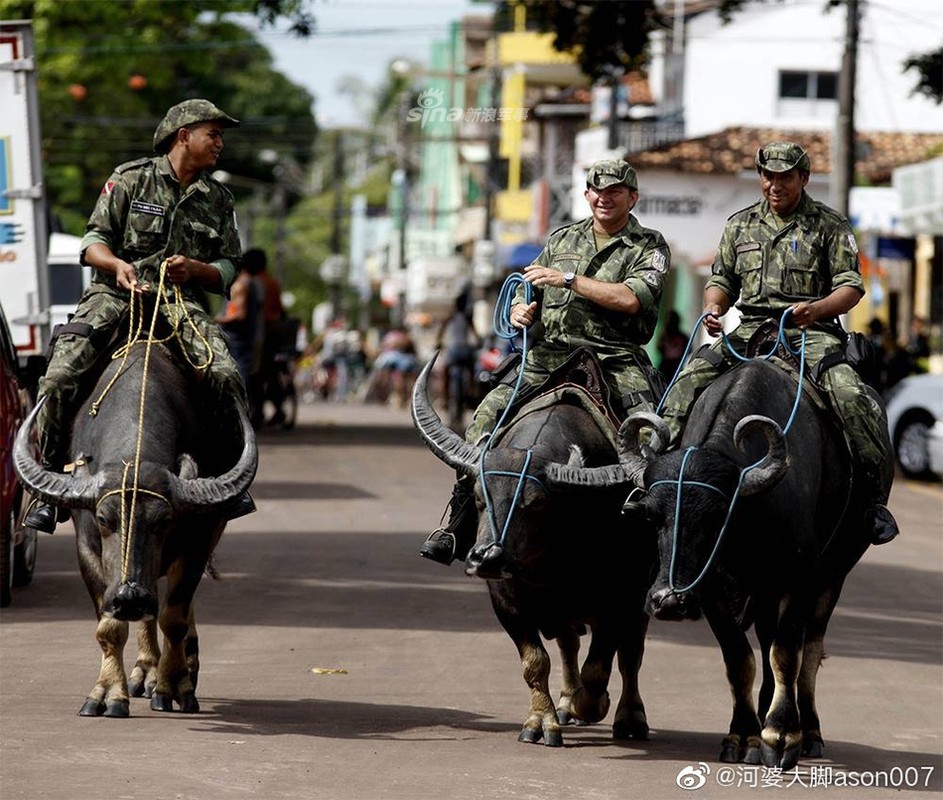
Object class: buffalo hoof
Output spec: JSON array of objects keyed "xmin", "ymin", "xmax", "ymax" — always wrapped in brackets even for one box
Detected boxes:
[
  {"xmin": 179, "ymin": 693, "xmax": 200, "ymax": 714},
  {"xmin": 744, "ymin": 745, "xmax": 763, "ymax": 764},
  {"xmin": 720, "ymin": 741, "xmax": 740, "ymax": 763},
  {"xmin": 128, "ymin": 677, "xmax": 145, "ymax": 698},
  {"xmin": 760, "ymin": 740, "xmax": 800, "ymax": 771},
  {"xmin": 518, "ymin": 727, "xmax": 543, "ymax": 744},
  {"xmin": 612, "ymin": 718, "xmax": 649, "ymax": 741},
  {"xmin": 78, "ymin": 698, "xmax": 105, "ymax": 717},
  {"xmin": 556, "ymin": 708, "xmax": 574, "ymax": 726},
  {"xmin": 104, "ymin": 700, "xmax": 130, "ymax": 718},
  {"xmin": 150, "ymin": 692, "xmax": 175, "ymax": 713},
  {"xmin": 802, "ymin": 737, "xmax": 825, "ymax": 759},
  {"xmin": 543, "ymin": 729, "xmax": 563, "ymax": 748}
]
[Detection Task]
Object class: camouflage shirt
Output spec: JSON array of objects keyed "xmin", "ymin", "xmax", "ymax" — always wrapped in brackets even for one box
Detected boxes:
[
  {"xmin": 523, "ymin": 215, "xmax": 671, "ymax": 357},
  {"xmin": 81, "ymin": 155, "xmax": 241, "ymax": 297},
  {"xmin": 707, "ymin": 191, "xmax": 864, "ymax": 323}
]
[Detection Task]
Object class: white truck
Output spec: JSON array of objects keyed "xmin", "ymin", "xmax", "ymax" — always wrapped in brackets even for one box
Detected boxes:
[
  {"xmin": 1, "ymin": 20, "xmax": 85, "ymax": 384},
  {"xmin": 1, "ymin": 20, "xmax": 84, "ymax": 608}
]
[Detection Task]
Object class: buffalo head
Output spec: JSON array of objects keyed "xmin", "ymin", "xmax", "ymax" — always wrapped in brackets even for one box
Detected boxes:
[{"xmin": 618, "ymin": 412, "xmax": 787, "ymax": 621}]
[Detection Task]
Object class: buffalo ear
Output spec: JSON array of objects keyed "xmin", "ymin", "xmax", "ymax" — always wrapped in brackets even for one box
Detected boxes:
[
  {"xmin": 621, "ymin": 488, "xmax": 657, "ymax": 525},
  {"xmin": 177, "ymin": 453, "xmax": 199, "ymax": 480}
]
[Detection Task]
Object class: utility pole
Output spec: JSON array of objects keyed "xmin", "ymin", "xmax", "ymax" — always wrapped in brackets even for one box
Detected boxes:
[
  {"xmin": 330, "ymin": 131, "xmax": 345, "ymax": 320},
  {"xmin": 834, "ymin": 0, "xmax": 859, "ymax": 218}
]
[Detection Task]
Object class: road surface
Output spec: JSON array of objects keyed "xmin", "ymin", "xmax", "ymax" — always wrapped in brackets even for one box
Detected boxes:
[{"xmin": 1, "ymin": 400, "xmax": 941, "ymax": 799}]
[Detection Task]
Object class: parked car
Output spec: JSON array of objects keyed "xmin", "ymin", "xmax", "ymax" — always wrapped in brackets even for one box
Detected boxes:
[
  {"xmin": 884, "ymin": 373, "xmax": 943, "ymax": 480},
  {"xmin": 0, "ymin": 301, "xmax": 39, "ymax": 607},
  {"xmin": 926, "ymin": 420, "xmax": 943, "ymax": 480}
]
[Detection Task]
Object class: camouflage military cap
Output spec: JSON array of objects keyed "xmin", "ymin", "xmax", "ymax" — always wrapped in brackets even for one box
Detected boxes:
[
  {"xmin": 755, "ymin": 142, "xmax": 811, "ymax": 174},
  {"xmin": 586, "ymin": 159, "xmax": 638, "ymax": 190},
  {"xmin": 153, "ymin": 99, "xmax": 240, "ymax": 153}
]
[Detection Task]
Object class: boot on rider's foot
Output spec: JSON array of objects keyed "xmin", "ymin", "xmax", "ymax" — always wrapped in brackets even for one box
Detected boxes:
[
  {"xmin": 420, "ymin": 476, "xmax": 477, "ymax": 566},
  {"xmin": 24, "ymin": 500, "xmax": 69, "ymax": 534}
]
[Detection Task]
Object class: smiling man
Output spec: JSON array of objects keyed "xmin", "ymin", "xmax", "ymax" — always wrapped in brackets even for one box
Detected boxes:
[
  {"xmin": 656, "ymin": 141, "xmax": 899, "ymax": 545},
  {"xmin": 25, "ymin": 99, "xmax": 254, "ymax": 533},
  {"xmin": 420, "ymin": 158, "xmax": 672, "ymax": 566}
]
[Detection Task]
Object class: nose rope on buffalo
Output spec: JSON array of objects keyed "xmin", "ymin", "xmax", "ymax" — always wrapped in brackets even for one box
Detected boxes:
[
  {"xmin": 654, "ymin": 308, "xmax": 807, "ymax": 595},
  {"xmin": 88, "ymin": 260, "xmax": 211, "ymax": 582}
]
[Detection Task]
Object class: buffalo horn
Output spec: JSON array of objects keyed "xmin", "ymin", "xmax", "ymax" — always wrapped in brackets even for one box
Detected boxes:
[
  {"xmin": 410, "ymin": 351, "xmax": 481, "ymax": 476},
  {"xmin": 12, "ymin": 397, "xmax": 106, "ymax": 508},
  {"xmin": 617, "ymin": 412, "xmax": 670, "ymax": 486},
  {"xmin": 734, "ymin": 414, "xmax": 788, "ymax": 495},
  {"xmin": 168, "ymin": 403, "xmax": 259, "ymax": 513}
]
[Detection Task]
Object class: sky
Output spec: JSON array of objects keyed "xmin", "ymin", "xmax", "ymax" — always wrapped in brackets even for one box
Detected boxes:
[{"xmin": 244, "ymin": 0, "xmax": 486, "ymax": 128}]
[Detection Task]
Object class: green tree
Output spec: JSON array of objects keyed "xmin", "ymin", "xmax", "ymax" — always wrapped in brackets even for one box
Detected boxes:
[
  {"xmin": 0, "ymin": 0, "xmax": 318, "ymax": 231},
  {"xmin": 496, "ymin": 1, "xmax": 658, "ymax": 80}
]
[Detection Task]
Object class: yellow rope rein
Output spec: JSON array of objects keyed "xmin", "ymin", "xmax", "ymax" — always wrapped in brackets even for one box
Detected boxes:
[{"xmin": 86, "ymin": 260, "xmax": 214, "ymax": 581}]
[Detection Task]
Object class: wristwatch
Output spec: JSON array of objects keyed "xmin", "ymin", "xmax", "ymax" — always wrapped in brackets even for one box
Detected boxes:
[{"xmin": 563, "ymin": 271, "xmax": 576, "ymax": 290}]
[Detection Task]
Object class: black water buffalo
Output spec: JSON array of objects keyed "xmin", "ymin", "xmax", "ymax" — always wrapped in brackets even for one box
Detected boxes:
[
  {"xmin": 621, "ymin": 358, "xmax": 876, "ymax": 769},
  {"xmin": 413, "ymin": 350, "xmax": 655, "ymax": 747},
  {"xmin": 14, "ymin": 342, "xmax": 257, "ymax": 717}
]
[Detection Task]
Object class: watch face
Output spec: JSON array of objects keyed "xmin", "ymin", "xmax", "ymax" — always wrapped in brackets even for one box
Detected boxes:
[{"xmin": 564, "ymin": 272, "xmax": 575, "ymax": 287}]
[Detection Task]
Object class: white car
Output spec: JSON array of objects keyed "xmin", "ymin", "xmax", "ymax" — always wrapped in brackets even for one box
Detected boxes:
[
  {"xmin": 926, "ymin": 420, "xmax": 943, "ymax": 480},
  {"xmin": 884, "ymin": 373, "xmax": 943, "ymax": 479}
]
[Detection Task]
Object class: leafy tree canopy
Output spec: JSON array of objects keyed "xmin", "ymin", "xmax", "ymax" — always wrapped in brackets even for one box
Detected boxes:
[
  {"xmin": 0, "ymin": 0, "xmax": 319, "ymax": 231},
  {"xmin": 496, "ymin": 1, "xmax": 659, "ymax": 81}
]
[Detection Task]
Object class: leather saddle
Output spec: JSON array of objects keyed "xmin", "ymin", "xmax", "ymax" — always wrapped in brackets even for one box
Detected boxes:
[{"xmin": 501, "ymin": 346, "xmax": 624, "ymax": 434}]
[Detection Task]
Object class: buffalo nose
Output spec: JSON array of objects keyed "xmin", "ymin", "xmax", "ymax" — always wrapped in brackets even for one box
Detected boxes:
[
  {"xmin": 107, "ymin": 581, "xmax": 157, "ymax": 621},
  {"xmin": 647, "ymin": 586, "xmax": 698, "ymax": 621},
  {"xmin": 465, "ymin": 543, "xmax": 511, "ymax": 580}
]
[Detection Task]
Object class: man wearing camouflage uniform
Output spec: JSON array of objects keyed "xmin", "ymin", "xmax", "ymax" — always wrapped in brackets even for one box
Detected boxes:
[
  {"xmin": 25, "ymin": 99, "xmax": 254, "ymax": 532},
  {"xmin": 657, "ymin": 141, "xmax": 897, "ymax": 544},
  {"xmin": 421, "ymin": 158, "xmax": 671, "ymax": 565}
]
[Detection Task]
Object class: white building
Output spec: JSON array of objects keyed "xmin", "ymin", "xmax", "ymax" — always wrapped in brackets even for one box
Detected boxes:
[{"xmin": 678, "ymin": 0, "xmax": 943, "ymax": 137}]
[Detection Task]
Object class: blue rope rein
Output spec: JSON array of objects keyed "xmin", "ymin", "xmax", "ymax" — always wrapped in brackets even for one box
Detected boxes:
[
  {"xmin": 478, "ymin": 273, "xmax": 538, "ymax": 546},
  {"xmin": 656, "ymin": 308, "xmax": 809, "ymax": 593}
]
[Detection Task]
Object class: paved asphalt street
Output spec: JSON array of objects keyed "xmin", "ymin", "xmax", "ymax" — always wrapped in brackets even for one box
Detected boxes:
[{"xmin": 1, "ymin": 399, "xmax": 941, "ymax": 800}]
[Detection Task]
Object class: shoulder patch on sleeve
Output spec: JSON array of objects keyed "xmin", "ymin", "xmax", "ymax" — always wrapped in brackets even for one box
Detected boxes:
[
  {"xmin": 727, "ymin": 201, "xmax": 761, "ymax": 222},
  {"xmin": 113, "ymin": 157, "xmax": 152, "ymax": 175},
  {"xmin": 651, "ymin": 250, "xmax": 668, "ymax": 272},
  {"xmin": 846, "ymin": 233, "xmax": 859, "ymax": 254}
]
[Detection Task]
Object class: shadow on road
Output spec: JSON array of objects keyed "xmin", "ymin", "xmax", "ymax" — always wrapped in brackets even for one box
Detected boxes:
[
  {"xmin": 4, "ymin": 527, "xmax": 941, "ymax": 669},
  {"xmin": 193, "ymin": 696, "xmax": 943, "ymax": 789}
]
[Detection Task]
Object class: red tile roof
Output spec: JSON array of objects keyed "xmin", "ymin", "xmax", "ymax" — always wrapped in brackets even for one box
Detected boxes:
[{"xmin": 626, "ymin": 126, "xmax": 943, "ymax": 184}]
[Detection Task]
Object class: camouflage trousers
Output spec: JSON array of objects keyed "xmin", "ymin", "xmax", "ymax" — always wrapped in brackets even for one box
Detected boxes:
[
  {"xmin": 36, "ymin": 288, "xmax": 246, "ymax": 468},
  {"xmin": 465, "ymin": 345, "xmax": 657, "ymax": 444},
  {"xmin": 658, "ymin": 321, "xmax": 892, "ymax": 490}
]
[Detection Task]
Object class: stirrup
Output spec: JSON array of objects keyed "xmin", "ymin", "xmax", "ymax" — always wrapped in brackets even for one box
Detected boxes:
[{"xmin": 419, "ymin": 528, "xmax": 457, "ymax": 565}]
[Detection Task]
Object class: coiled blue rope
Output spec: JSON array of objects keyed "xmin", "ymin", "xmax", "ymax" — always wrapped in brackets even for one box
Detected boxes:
[{"xmin": 479, "ymin": 273, "xmax": 537, "ymax": 546}]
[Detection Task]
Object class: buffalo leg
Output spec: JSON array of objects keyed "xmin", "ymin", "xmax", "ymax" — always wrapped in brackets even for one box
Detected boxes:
[
  {"xmin": 760, "ymin": 600, "xmax": 806, "ymax": 770},
  {"xmin": 570, "ymin": 626, "xmax": 616, "ymax": 726},
  {"xmin": 554, "ymin": 626, "xmax": 583, "ymax": 725},
  {"xmin": 128, "ymin": 619, "xmax": 160, "ymax": 698},
  {"xmin": 705, "ymin": 605, "xmax": 762, "ymax": 764},
  {"xmin": 79, "ymin": 617, "xmax": 130, "ymax": 718},
  {"xmin": 612, "ymin": 611, "xmax": 650, "ymax": 740},
  {"xmin": 516, "ymin": 635, "xmax": 561, "ymax": 746},
  {"xmin": 798, "ymin": 583, "xmax": 841, "ymax": 758},
  {"xmin": 151, "ymin": 560, "xmax": 203, "ymax": 713},
  {"xmin": 491, "ymin": 591, "xmax": 563, "ymax": 747}
]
